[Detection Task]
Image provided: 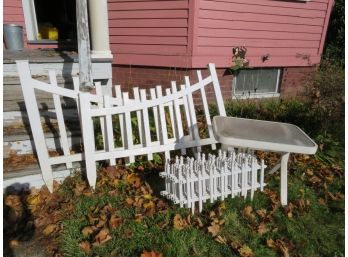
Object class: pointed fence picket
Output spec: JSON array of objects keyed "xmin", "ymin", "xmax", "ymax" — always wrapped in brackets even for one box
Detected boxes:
[{"xmin": 159, "ymin": 150, "xmax": 267, "ymax": 214}]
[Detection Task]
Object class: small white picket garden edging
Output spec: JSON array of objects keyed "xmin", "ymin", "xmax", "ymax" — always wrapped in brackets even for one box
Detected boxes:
[{"xmin": 160, "ymin": 150, "xmax": 266, "ymax": 214}]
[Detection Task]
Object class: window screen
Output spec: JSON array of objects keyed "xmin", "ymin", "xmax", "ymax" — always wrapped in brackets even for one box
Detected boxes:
[{"xmin": 234, "ymin": 69, "xmax": 280, "ymax": 95}]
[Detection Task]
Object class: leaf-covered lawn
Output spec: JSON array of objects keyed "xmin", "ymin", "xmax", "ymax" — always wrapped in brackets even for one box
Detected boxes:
[{"xmin": 4, "ymin": 151, "xmax": 344, "ymax": 257}]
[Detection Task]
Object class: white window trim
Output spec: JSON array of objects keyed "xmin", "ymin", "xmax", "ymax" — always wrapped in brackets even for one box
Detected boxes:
[
  {"xmin": 232, "ymin": 69, "xmax": 281, "ymax": 99},
  {"xmin": 22, "ymin": 0, "xmax": 39, "ymax": 40}
]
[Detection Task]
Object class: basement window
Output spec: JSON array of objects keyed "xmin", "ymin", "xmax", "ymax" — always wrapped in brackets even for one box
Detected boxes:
[
  {"xmin": 22, "ymin": 0, "xmax": 77, "ymax": 45},
  {"xmin": 232, "ymin": 68, "xmax": 281, "ymax": 99}
]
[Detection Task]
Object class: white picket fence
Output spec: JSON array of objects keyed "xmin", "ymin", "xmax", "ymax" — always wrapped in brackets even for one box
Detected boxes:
[
  {"xmin": 160, "ymin": 150, "xmax": 266, "ymax": 214},
  {"xmin": 79, "ymin": 63, "xmax": 227, "ymax": 188},
  {"xmin": 17, "ymin": 61, "xmax": 226, "ymax": 192}
]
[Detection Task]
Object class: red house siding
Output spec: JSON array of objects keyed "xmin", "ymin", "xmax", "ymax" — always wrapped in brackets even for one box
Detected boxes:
[
  {"xmin": 108, "ymin": 0, "xmax": 334, "ymax": 68},
  {"xmin": 192, "ymin": 0, "xmax": 333, "ymax": 67},
  {"xmin": 108, "ymin": 0, "xmax": 191, "ymax": 67}
]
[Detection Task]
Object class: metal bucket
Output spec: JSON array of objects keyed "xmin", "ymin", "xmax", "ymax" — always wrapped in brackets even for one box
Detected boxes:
[{"xmin": 4, "ymin": 24, "xmax": 24, "ymax": 50}]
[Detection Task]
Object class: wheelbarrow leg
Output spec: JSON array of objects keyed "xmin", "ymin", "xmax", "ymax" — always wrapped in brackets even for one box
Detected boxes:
[{"xmin": 280, "ymin": 152, "xmax": 290, "ymax": 206}]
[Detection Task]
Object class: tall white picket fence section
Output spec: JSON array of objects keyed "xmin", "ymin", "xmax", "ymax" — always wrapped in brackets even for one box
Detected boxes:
[
  {"xmin": 159, "ymin": 150, "xmax": 266, "ymax": 214},
  {"xmin": 16, "ymin": 60, "xmax": 112, "ymax": 192},
  {"xmin": 80, "ymin": 63, "xmax": 226, "ymax": 188},
  {"xmin": 17, "ymin": 61, "xmax": 83, "ymax": 192},
  {"xmin": 18, "ymin": 61, "xmax": 226, "ymax": 192}
]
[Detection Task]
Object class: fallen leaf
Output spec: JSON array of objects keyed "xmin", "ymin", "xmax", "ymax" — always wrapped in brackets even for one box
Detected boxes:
[
  {"xmin": 79, "ymin": 241, "xmax": 91, "ymax": 254},
  {"xmin": 93, "ymin": 228, "xmax": 112, "ymax": 246},
  {"xmin": 207, "ymin": 223, "xmax": 220, "ymax": 237},
  {"xmin": 81, "ymin": 226, "xmax": 95, "ymax": 237},
  {"xmin": 143, "ymin": 194, "xmax": 152, "ymax": 200},
  {"xmin": 305, "ymin": 169, "xmax": 314, "ymax": 176},
  {"xmin": 277, "ymin": 239, "xmax": 290, "ymax": 257},
  {"xmin": 26, "ymin": 194, "xmax": 41, "ymax": 206},
  {"xmin": 126, "ymin": 197, "xmax": 134, "ymax": 206},
  {"xmin": 257, "ymin": 223, "xmax": 268, "ymax": 235},
  {"xmin": 173, "ymin": 214, "xmax": 189, "ymax": 230},
  {"xmin": 140, "ymin": 250, "xmax": 163, "ymax": 257},
  {"xmin": 256, "ymin": 209, "xmax": 267, "ymax": 219},
  {"xmin": 318, "ymin": 198, "xmax": 326, "ymax": 205},
  {"xmin": 238, "ymin": 245, "xmax": 254, "ymax": 257},
  {"xmin": 243, "ymin": 206, "xmax": 255, "ymax": 221},
  {"xmin": 215, "ymin": 235, "xmax": 227, "ymax": 244},
  {"xmin": 126, "ymin": 173, "xmax": 141, "ymax": 188},
  {"xmin": 267, "ymin": 239, "xmax": 276, "ymax": 249},
  {"xmin": 42, "ymin": 224, "xmax": 57, "ymax": 235},
  {"xmin": 195, "ymin": 217, "xmax": 204, "ymax": 227},
  {"xmin": 9, "ymin": 240, "xmax": 19, "ymax": 248},
  {"xmin": 109, "ymin": 215, "xmax": 122, "ymax": 229},
  {"xmin": 143, "ymin": 201, "xmax": 155, "ymax": 210},
  {"xmin": 96, "ymin": 214, "xmax": 107, "ymax": 228},
  {"xmin": 309, "ymin": 176, "xmax": 321, "ymax": 184}
]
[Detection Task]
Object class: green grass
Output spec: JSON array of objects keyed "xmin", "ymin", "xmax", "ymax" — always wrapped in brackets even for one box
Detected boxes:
[{"xmin": 59, "ymin": 98, "xmax": 344, "ymax": 257}]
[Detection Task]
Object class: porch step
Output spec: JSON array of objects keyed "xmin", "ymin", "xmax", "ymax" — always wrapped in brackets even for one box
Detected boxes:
[{"xmin": 3, "ymin": 75, "xmax": 77, "ymax": 112}]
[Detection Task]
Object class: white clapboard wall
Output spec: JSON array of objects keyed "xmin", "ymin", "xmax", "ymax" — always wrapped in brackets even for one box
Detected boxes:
[
  {"xmin": 17, "ymin": 60, "xmax": 226, "ymax": 192},
  {"xmin": 80, "ymin": 63, "xmax": 226, "ymax": 188}
]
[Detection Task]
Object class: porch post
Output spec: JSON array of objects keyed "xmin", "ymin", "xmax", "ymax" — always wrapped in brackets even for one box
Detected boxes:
[
  {"xmin": 76, "ymin": 0, "xmax": 93, "ymax": 90},
  {"xmin": 88, "ymin": 0, "xmax": 113, "ymax": 59}
]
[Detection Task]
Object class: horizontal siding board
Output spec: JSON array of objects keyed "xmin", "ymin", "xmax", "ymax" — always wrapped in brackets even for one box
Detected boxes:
[
  {"xmin": 199, "ymin": 19, "xmax": 323, "ymax": 33},
  {"xmin": 196, "ymin": 47, "xmax": 319, "ymax": 56},
  {"xmin": 200, "ymin": 0, "xmax": 326, "ymax": 18},
  {"xmin": 109, "ymin": 19, "xmax": 188, "ymax": 27},
  {"xmin": 192, "ymin": 55, "xmax": 321, "ymax": 67},
  {"xmin": 108, "ymin": 1, "xmax": 188, "ymax": 11},
  {"xmin": 3, "ymin": 15, "xmax": 25, "ymax": 23},
  {"xmin": 209, "ymin": 0, "xmax": 328, "ymax": 11},
  {"xmin": 109, "ymin": 9, "xmax": 188, "ymax": 19},
  {"xmin": 4, "ymin": 6, "xmax": 24, "ymax": 15},
  {"xmin": 199, "ymin": 10, "xmax": 325, "ymax": 26},
  {"xmin": 199, "ymin": 28, "xmax": 322, "ymax": 41},
  {"xmin": 109, "ymin": 27, "xmax": 187, "ymax": 36},
  {"xmin": 114, "ymin": 53, "xmax": 192, "ymax": 66},
  {"xmin": 198, "ymin": 37, "xmax": 320, "ymax": 48},
  {"xmin": 110, "ymin": 44, "xmax": 187, "ymax": 55},
  {"xmin": 3, "ymin": 0, "xmax": 22, "ymax": 7},
  {"xmin": 110, "ymin": 36, "xmax": 187, "ymax": 45}
]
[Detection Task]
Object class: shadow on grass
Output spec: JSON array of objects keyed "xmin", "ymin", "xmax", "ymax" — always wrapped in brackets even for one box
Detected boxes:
[{"xmin": 3, "ymin": 184, "xmax": 36, "ymax": 257}]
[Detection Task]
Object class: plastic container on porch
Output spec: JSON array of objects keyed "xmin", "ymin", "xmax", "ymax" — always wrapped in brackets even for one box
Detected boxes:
[{"xmin": 3, "ymin": 24, "xmax": 24, "ymax": 50}]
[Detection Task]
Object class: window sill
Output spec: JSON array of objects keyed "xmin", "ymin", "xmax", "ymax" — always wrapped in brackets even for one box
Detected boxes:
[{"xmin": 232, "ymin": 93, "xmax": 280, "ymax": 100}]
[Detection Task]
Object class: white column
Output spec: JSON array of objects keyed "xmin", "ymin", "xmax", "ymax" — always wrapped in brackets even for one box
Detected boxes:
[{"xmin": 88, "ymin": 0, "xmax": 113, "ymax": 59}]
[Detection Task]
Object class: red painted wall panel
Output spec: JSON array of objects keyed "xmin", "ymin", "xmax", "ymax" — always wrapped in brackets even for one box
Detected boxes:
[
  {"xmin": 194, "ymin": 0, "xmax": 334, "ymax": 68},
  {"xmin": 108, "ymin": 0, "xmax": 190, "ymax": 67}
]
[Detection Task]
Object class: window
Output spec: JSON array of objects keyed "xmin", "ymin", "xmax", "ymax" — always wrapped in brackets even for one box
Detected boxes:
[
  {"xmin": 233, "ymin": 68, "xmax": 281, "ymax": 99},
  {"xmin": 22, "ymin": 0, "xmax": 77, "ymax": 44}
]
